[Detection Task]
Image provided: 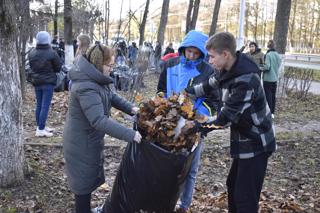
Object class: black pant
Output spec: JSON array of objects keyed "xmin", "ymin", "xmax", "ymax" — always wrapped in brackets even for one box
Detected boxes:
[
  {"xmin": 75, "ymin": 193, "xmax": 91, "ymax": 213},
  {"xmin": 226, "ymin": 152, "xmax": 270, "ymax": 213},
  {"xmin": 263, "ymin": 81, "xmax": 277, "ymax": 114}
]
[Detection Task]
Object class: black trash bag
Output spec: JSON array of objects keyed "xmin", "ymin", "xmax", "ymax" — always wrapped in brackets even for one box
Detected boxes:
[{"xmin": 103, "ymin": 141, "xmax": 197, "ymax": 213}]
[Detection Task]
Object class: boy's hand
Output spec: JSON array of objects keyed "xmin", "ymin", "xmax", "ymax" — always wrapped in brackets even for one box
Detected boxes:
[{"xmin": 184, "ymin": 87, "xmax": 197, "ymax": 100}]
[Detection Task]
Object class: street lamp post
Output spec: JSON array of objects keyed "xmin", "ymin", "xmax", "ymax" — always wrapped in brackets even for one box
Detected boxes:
[{"xmin": 237, "ymin": 0, "xmax": 246, "ymax": 50}]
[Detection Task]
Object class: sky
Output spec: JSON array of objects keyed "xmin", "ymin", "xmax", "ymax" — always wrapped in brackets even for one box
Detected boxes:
[
  {"xmin": 107, "ymin": 0, "xmax": 163, "ymax": 21},
  {"xmin": 30, "ymin": 0, "xmax": 164, "ymax": 20}
]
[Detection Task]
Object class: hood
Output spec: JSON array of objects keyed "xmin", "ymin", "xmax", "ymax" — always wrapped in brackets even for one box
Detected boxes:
[
  {"xmin": 178, "ymin": 30, "xmax": 208, "ymax": 58},
  {"xmin": 36, "ymin": 44, "xmax": 51, "ymax": 49},
  {"xmin": 219, "ymin": 52, "xmax": 259, "ymax": 82},
  {"xmin": 68, "ymin": 56, "xmax": 114, "ymax": 85},
  {"xmin": 267, "ymin": 48, "xmax": 276, "ymax": 54}
]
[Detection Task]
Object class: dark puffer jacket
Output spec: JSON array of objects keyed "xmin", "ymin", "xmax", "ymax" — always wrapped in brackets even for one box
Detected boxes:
[
  {"xmin": 28, "ymin": 44, "xmax": 62, "ymax": 86},
  {"xmin": 63, "ymin": 56, "xmax": 136, "ymax": 195}
]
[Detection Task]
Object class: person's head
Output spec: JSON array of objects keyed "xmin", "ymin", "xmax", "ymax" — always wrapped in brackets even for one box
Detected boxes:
[
  {"xmin": 86, "ymin": 44, "xmax": 115, "ymax": 76},
  {"xmin": 205, "ymin": 32, "xmax": 237, "ymax": 71},
  {"xmin": 178, "ymin": 30, "xmax": 208, "ymax": 60},
  {"xmin": 267, "ymin": 40, "xmax": 275, "ymax": 49},
  {"xmin": 168, "ymin": 42, "xmax": 173, "ymax": 47},
  {"xmin": 184, "ymin": 46, "xmax": 202, "ymax": 61},
  {"xmin": 132, "ymin": 42, "xmax": 136, "ymax": 47},
  {"xmin": 36, "ymin": 31, "xmax": 51, "ymax": 45},
  {"xmin": 76, "ymin": 34, "xmax": 91, "ymax": 56},
  {"xmin": 249, "ymin": 41, "xmax": 258, "ymax": 53}
]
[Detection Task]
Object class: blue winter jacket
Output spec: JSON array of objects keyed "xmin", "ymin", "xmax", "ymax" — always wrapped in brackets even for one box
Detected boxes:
[{"xmin": 157, "ymin": 30, "xmax": 221, "ymax": 116}]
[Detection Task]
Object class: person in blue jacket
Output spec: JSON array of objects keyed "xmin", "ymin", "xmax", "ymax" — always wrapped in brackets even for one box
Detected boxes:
[{"xmin": 157, "ymin": 30, "xmax": 220, "ymax": 212}]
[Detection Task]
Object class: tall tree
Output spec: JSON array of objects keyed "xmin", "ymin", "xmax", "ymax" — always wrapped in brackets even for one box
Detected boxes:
[
  {"xmin": 15, "ymin": 0, "xmax": 31, "ymax": 99},
  {"xmin": 64, "ymin": 0, "xmax": 73, "ymax": 64},
  {"xmin": 252, "ymin": 2, "xmax": 260, "ymax": 41},
  {"xmin": 157, "ymin": 0, "xmax": 170, "ymax": 46},
  {"xmin": 0, "ymin": 0, "xmax": 25, "ymax": 187},
  {"xmin": 139, "ymin": 0, "xmax": 150, "ymax": 46},
  {"xmin": 274, "ymin": 0, "xmax": 292, "ymax": 54},
  {"xmin": 289, "ymin": 0, "xmax": 298, "ymax": 48},
  {"xmin": 190, "ymin": 0, "xmax": 200, "ymax": 31},
  {"xmin": 54, "ymin": 0, "xmax": 58, "ymax": 36},
  {"xmin": 185, "ymin": 0, "xmax": 194, "ymax": 33},
  {"xmin": 209, "ymin": 0, "xmax": 222, "ymax": 36}
]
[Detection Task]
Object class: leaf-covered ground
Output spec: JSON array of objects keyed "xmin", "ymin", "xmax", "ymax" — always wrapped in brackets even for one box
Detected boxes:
[{"xmin": 1, "ymin": 72, "xmax": 320, "ymax": 213}]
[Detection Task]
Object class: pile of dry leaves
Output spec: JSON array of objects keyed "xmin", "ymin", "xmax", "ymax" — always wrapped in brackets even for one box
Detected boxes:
[{"xmin": 137, "ymin": 93, "xmax": 204, "ymax": 153}]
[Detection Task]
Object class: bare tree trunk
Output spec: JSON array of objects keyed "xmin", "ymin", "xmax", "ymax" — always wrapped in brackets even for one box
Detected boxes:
[
  {"xmin": 139, "ymin": 0, "xmax": 150, "ymax": 46},
  {"xmin": 190, "ymin": 0, "xmax": 200, "ymax": 31},
  {"xmin": 315, "ymin": 4, "xmax": 320, "ymax": 49},
  {"xmin": 289, "ymin": 0, "xmax": 297, "ymax": 48},
  {"xmin": 245, "ymin": 1, "xmax": 249, "ymax": 38},
  {"xmin": 54, "ymin": 0, "xmax": 58, "ymax": 36},
  {"xmin": 308, "ymin": 0, "xmax": 316, "ymax": 48},
  {"xmin": 157, "ymin": 0, "xmax": 170, "ymax": 46},
  {"xmin": 128, "ymin": 0, "xmax": 132, "ymax": 42},
  {"xmin": 14, "ymin": 0, "xmax": 27, "ymax": 101},
  {"xmin": 274, "ymin": 0, "xmax": 292, "ymax": 54},
  {"xmin": 253, "ymin": 2, "xmax": 259, "ymax": 41},
  {"xmin": 209, "ymin": 0, "xmax": 222, "ymax": 36},
  {"xmin": 64, "ymin": 0, "xmax": 73, "ymax": 64},
  {"xmin": 186, "ymin": 0, "xmax": 194, "ymax": 33},
  {"xmin": 15, "ymin": 0, "xmax": 31, "ymax": 100},
  {"xmin": 116, "ymin": 0, "xmax": 124, "ymax": 42},
  {"xmin": 0, "ymin": 0, "xmax": 24, "ymax": 187}
]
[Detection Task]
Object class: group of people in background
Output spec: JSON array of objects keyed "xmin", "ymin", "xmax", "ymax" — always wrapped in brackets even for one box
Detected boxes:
[
  {"xmin": 241, "ymin": 40, "xmax": 282, "ymax": 117},
  {"xmin": 27, "ymin": 28, "xmax": 282, "ymax": 213}
]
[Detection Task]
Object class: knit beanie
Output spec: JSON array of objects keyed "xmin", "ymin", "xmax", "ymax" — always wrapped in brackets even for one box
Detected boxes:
[{"xmin": 36, "ymin": 31, "xmax": 51, "ymax": 45}]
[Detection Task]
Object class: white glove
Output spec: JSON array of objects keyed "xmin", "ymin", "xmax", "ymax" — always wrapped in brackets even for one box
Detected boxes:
[
  {"xmin": 131, "ymin": 107, "xmax": 140, "ymax": 115},
  {"xmin": 133, "ymin": 131, "xmax": 142, "ymax": 143}
]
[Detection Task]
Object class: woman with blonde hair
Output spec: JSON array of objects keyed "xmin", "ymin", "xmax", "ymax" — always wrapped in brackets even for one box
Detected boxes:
[
  {"xmin": 75, "ymin": 34, "xmax": 91, "ymax": 57},
  {"xmin": 63, "ymin": 44, "xmax": 141, "ymax": 213}
]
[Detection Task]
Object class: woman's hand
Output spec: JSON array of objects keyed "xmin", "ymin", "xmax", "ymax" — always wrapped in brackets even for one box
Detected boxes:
[
  {"xmin": 131, "ymin": 107, "xmax": 140, "ymax": 115},
  {"xmin": 133, "ymin": 131, "xmax": 142, "ymax": 143}
]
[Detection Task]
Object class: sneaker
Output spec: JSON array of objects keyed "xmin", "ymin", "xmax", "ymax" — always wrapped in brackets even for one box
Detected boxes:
[
  {"xmin": 91, "ymin": 206, "xmax": 104, "ymax": 213},
  {"xmin": 37, "ymin": 126, "xmax": 55, "ymax": 132},
  {"xmin": 35, "ymin": 129, "xmax": 53, "ymax": 137},
  {"xmin": 45, "ymin": 126, "xmax": 55, "ymax": 132}
]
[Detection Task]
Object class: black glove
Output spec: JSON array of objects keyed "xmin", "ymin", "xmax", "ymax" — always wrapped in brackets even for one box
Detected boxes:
[{"xmin": 184, "ymin": 87, "xmax": 197, "ymax": 100}]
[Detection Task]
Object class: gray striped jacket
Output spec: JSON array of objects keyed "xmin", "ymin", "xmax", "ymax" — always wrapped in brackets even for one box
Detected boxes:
[{"xmin": 192, "ymin": 53, "xmax": 276, "ymax": 159}]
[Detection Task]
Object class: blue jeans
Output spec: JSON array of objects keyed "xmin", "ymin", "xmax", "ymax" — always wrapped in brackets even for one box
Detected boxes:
[
  {"xmin": 180, "ymin": 139, "xmax": 203, "ymax": 209},
  {"xmin": 35, "ymin": 84, "xmax": 54, "ymax": 130}
]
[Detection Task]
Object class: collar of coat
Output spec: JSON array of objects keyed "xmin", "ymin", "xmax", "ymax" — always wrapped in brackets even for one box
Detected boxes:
[
  {"xmin": 218, "ymin": 52, "xmax": 260, "ymax": 83},
  {"xmin": 267, "ymin": 48, "xmax": 276, "ymax": 54},
  {"xmin": 75, "ymin": 55, "xmax": 114, "ymax": 85}
]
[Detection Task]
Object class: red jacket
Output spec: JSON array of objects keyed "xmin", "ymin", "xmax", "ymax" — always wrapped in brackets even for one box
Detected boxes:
[{"xmin": 161, "ymin": 52, "xmax": 179, "ymax": 61}]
